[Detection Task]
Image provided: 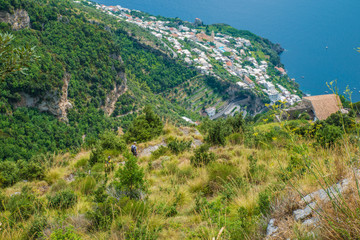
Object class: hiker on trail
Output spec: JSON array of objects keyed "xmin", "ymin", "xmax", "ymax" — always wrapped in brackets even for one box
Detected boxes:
[
  {"xmin": 131, "ymin": 142, "xmax": 138, "ymax": 157},
  {"xmin": 105, "ymin": 156, "xmax": 112, "ymax": 175}
]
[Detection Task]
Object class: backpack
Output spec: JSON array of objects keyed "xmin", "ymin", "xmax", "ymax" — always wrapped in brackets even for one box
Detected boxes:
[{"xmin": 131, "ymin": 145, "xmax": 136, "ymax": 154}]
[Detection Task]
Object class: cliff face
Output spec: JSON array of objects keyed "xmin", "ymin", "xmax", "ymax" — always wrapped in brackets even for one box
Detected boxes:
[
  {"xmin": 14, "ymin": 72, "xmax": 73, "ymax": 122},
  {"xmin": 0, "ymin": 9, "xmax": 30, "ymax": 30}
]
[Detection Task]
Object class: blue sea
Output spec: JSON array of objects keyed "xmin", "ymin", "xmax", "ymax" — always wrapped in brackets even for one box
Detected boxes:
[{"xmin": 94, "ymin": 0, "xmax": 360, "ymax": 102}]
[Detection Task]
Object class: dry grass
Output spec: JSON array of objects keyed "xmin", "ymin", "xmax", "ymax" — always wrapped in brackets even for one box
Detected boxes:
[{"xmin": 2, "ymin": 122, "xmax": 360, "ymax": 239}]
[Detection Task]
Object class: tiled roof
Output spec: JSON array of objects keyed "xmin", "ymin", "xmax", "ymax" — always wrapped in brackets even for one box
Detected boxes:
[{"xmin": 303, "ymin": 94, "xmax": 342, "ymax": 120}]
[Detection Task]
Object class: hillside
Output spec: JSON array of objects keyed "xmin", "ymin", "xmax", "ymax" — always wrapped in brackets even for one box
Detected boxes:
[
  {"xmin": 4, "ymin": 1, "xmax": 360, "ymax": 239},
  {"xmin": 0, "ymin": 107, "xmax": 359, "ymax": 239},
  {"xmin": 0, "ymin": 0, "xmax": 302, "ymax": 161},
  {"xmin": 0, "ymin": 0, "xmax": 200, "ymax": 161}
]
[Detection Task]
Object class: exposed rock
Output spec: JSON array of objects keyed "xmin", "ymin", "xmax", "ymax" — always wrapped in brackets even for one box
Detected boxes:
[
  {"xmin": 300, "ymin": 178, "xmax": 350, "ymax": 205},
  {"xmin": 14, "ymin": 72, "xmax": 73, "ymax": 122},
  {"xmin": 266, "ymin": 219, "xmax": 278, "ymax": 237},
  {"xmin": 268, "ymin": 177, "xmax": 353, "ymax": 236},
  {"xmin": 139, "ymin": 142, "xmax": 167, "ymax": 157},
  {"xmin": 191, "ymin": 139, "xmax": 203, "ymax": 148},
  {"xmin": 0, "ymin": 9, "xmax": 30, "ymax": 30},
  {"xmin": 58, "ymin": 72, "xmax": 72, "ymax": 122},
  {"xmin": 303, "ymin": 217, "xmax": 319, "ymax": 227},
  {"xmin": 102, "ymin": 70, "xmax": 127, "ymax": 116},
  {"xmin": 293, "ymin": 202, "xmax": 316, "ymax": 221},
  {"xmin": 64, "ymin": 173, "xmax": 75, "ymax": 183}
]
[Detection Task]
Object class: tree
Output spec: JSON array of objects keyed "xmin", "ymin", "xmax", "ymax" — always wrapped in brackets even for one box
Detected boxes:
[
  {"xmin": 114, "ymin": 153, "xmax": 146, "ymax": 199},
  {"xmin": 125, "ymin": 105, "xmax": 163, "ymax": 143},
  {"xmin": 0, "ymin": 33, "xmax": 38, "ymax": 80}
]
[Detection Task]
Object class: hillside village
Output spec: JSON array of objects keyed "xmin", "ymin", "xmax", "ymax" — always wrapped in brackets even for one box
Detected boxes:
[{"xmin": 79, "ymin": 1, "xmax": 301, "ymax": 117}]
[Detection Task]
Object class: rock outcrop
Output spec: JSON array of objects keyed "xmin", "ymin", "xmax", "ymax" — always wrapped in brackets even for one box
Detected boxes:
[
  {"xmin": 14, "ymin": 72, "xmax": 73, "ymax": 122},
  {"xmin": 0, "ymin": 9, "xmax": 30, "ymax": 30},
  {"xmin": 266, "ymin": 178, "xmax": 351, "ymax": 238}
]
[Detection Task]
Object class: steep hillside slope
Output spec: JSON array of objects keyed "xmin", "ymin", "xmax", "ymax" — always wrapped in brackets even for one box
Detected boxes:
[
  {"xmin": 0, "ymin": 0, "xmax": 200, "ymax": 161},
  {"xmin": 0, "ymin": 109, "xmax": 359, "ymax": 239}
]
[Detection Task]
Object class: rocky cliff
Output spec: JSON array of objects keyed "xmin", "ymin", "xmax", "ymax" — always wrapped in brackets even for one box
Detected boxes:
[{"xmin": 0, "ymin": 9, "xmax": 30, "ymax": 30}]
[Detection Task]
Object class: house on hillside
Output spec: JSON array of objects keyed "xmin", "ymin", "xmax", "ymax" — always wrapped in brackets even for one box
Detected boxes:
[
  {"xmin": 244, "ymin": 76, "xmax": 255, "ymax": 88},
  {"xmin": 286, "ymin": 94, "xmax": 346, "ymax": 121},
  {"xmin": 205, "ymin": 107, "xmax": 216, "ymax": 117}
]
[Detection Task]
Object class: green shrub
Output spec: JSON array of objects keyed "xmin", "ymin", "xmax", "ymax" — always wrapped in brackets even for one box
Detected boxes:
[
  {"xmin": 50, "ymin": 226, "xmax": 81, "ymax": 240},
  {"xmin": 86, "ymin": 198, "xmax": 119, "ymax": 231},
  {"xmin": 113, "ymin": 153, "xmax": 146, "ymax": 200},
  {"xmin": 299, "ymin": 112, "xmax": 310, "ymax": 120},
  {"xmin": 316, "ymin": 124, "xmax": 343, "ymax": 148},
  {"xmin": 99, "ymin": 130, "xmax": 127, "ymax": 152},
  {"xmin": 17, "ymin": 160, "xmax": 45, "ymax": 181},
  {"xmin": 93, "ymin": 185, "xmax": 108, "ymax": 203},
  {"xmin": 248, "ymin": 155, "xmax": 268, "ymax": 184},
  {"xmin": 207, "ymin": 163, "xmax": 240, "ymax": 194},
  {"xmin": 125, "ymin": 106, "xmax": 164, "ymax": 143},
  {"xmin": 167, "ymin": 139, "xmax": 192, "ymax": 155},
  {"xmin": 89, "ymin": 146, "xmax": 104, "ymax": 167},
  {"xmin": 0, "ymin": 191, "xmax": 8, "ymax": 211},
  {"xmin": 80, "ymin": 176, "xmax": 96, "ymax": 195},
  {"xmin": 50, "ymin": 179, "xmax": 68, "ymax": 193},
  {"xmin": 26, "ymin": 216, "xmax": 48, "ymax": 240},
  {"xmin": 150, "ymin": 145, "xmax": 168, "ymax": 160},
  {"xmin": 74, "ymin": 157, "xmax": 89, "ymax": 169},
  {"xmin": 326, "ymin": 112, "xmax": 356, "ymax": 133},
  {"xmin": 206, "ymin": 119, "xmax": 232, "ymax": 146},
  {"xmin": 0, "ymin": 161, "xmax": 19, "ymax": 187},
  {"xmin": 257, "ymin": 190, "xmax": 271, "ymax": 215},
  {"xmin": 7, "ymin": 186, "xmax": 43, "ymax": 221},
  {"xmin": 190, "ymin": 144, "xmax": 215, "ymax": 167},
  {"xmin": 227, "ymin": 132, "xmax": 243, "ymax": 145},
  {"xmin": 48, "ymin": 189, "xmax": 77, "ymax": 210}
]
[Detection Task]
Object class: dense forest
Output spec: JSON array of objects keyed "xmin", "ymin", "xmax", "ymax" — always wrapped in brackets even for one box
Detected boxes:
[{"xmin": 0, "ymin": 0, "xmax": 200, "ymax": 161}]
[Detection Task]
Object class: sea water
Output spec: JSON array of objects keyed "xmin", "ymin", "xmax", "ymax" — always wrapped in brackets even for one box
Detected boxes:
[{"xmin": 95, "ymin": 0, "xmax": 360, "ymax": 101}]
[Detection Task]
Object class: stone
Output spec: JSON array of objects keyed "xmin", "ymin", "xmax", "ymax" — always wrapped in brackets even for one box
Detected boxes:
[
  {"xmin": 293, "ymin": 202, "xmax": 316, "ymax": 221},
  {"xmin": 0, "ymin": 9, "xmax": 30, "ymax": 30},
  {"xmin": 302, "ymin": 217, "xmax": 319, "ymax": 227},
  {"xmin": 266, "ymin": 219, "xmax": 278, "ymax": 236}
]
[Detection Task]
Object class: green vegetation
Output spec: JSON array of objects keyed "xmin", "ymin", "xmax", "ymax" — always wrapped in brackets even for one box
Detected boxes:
[
  {"xmin": 1, "ymin": 0, "xmax": 360, "ymax": 239},
  {"xmin": 0, "ymin": 0, "xmax": 201, "ymax": 162},
  {"xmin": 0, "ymin": 104, "xmax": 359, "ymax": 239}
]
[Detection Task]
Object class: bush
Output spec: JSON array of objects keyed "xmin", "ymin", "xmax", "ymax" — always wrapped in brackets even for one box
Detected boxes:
[
  {"xmin": 248, "ymin": 155, "xmax": 268, "ymax": 184},
  {"xmin": 86, "ymin": 198, "xmax": 119, "ymax": 231},
  {"xmin": 74, "ymin": 157, "xmax": 89, "ymax": 169},
  {"xmin": 48, "ymin": 189, "xmax": 77, "ymax": 210},
  {"xmin": 17, "ymin": 160, "xmax": 45, "ymax": 181},
  {"xmin": 89, "ymin": 146, "xmax": 104, "ymax": 167},
  {"xmin": 206, "ymin": 119, "xmax": 232, "ymax": 146},
  {"xmin": 26, "ymin": 216, "xmax": 48, "ymax": 240},
  {"xmin": 50, "ymin": 226, "xmax": 81, "ymax": 240},
  {"xmin": 316, "ymin": 124, "xmax": 343, "ymax": 148},
  {"xmin": 0, "ymin": 191, "xmax": 8, "ymax": 211},
  {"xmin": 0, "ymin": 161, "xmax": 19, "ymax": 187},
  {"xmin": 190, "ymin": 144, "xmax": 215, "ymax": 167},
  {"xmin": 113, "ymin": 153, "xmax": 146, "ymax": 200},
  {"xmin": 99, "ymin": 130, "xmax": 127, "ymax": 152},
  {"xmin": 257, "ymin": 190, "xmax": 271, "ymax": 215},
  {"xmin": 227, "ymin": 132, "xmax": 243, "ymax": 145},
  {"xmin": 80, "ymin": 176, "xmax": 96, "ymax": 195},
  {"xmin": 150, "ymin": 145, "xmax": 168, "ymax": 160},
  {"xmin": 7, "ymin": 186, "xmax": 43, "ymax": 221},
  {"xmin": 207, "ymin": 162, "xmax": 240, "ymax": 194},
  {"xmin": 93, "ymin": 185, "xmax": 108, "ymax": 203},
  {"xmin": 168, "ymin": 139, "xmax": 192, "ymax": 155},
  {"xmin": 125, "ymin": 106, "xmax": 163, "ymax": 143}
]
